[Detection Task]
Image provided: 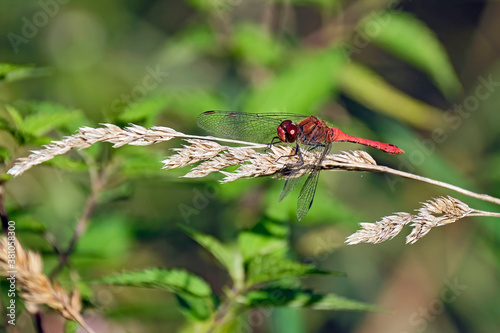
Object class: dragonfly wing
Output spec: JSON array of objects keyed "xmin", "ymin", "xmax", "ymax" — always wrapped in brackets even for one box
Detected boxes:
[
  {"xmin": 197, "ymin": 111, "xmax": 306, "ymax": 144},
  {"xmin": 294, "ymin": 143, "xmax": 329, "ymax": 220},
  {"xmin": 279, "ymin": 174, "xmax": 306, "ymax": 202},
  {"xmin": 296, "ymin": 170, "xmax": 320, "ymax": 221}
]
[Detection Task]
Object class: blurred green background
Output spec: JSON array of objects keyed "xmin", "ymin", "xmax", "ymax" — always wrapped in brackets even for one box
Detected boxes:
[{"xmin": 1, "ymin": 0, "xmax": 500, "ymax": 332}]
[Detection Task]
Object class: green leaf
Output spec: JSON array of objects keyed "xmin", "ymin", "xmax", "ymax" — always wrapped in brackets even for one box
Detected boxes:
[
  {"xmin": 100, "ymin": 268, "xmax": 213, "ymax": 298},
  {"xmin": 188, "ymin": 0, "xmax": 231, "ymax": 13},
  {"xmin": 157, "ymin": 25, "xmax": 217, "ymax": 66},
  {"xmin": 98, "ymin": 183, "xmax": 134, "ymax": 204},
  {"xmin": 177, "ymin": 25, "xmax": 217, "ymax": 54},
  {"xmin": 0, "ymin": 63, "xmax": 51, "ymax": 82},
  {"xmin": 0, "ymin": 147, "xmax": 10, "ymax": 164},
  {"xmin": 238, "ymin": 218, "xmax": 289, "ymax": 262},
  {"xmin": 272, "ymin": 0, "xmax": 339, "ymax": 6},
  {"xmin": 4, "ymin": 105, "xmax": 24, "ymax": 129},
  {"xmin": 0, "ymin": 63, "xmax": 27, "ymax": 79},
  {"xmin": 340, "ymin": 62, "xmax": 443, "ymax": 129},
  {"xmin": 100, "ymin": 268, "xmax": 216, "ymax": 321},
  {"xmin": 13, "ymin": 216, "xmax": 47, "ymax": 233},
  {"xmin": 245, "ymin": 288, "xmax": 380, "ymax": 311},
  {"xmin": 362, "ymin": 12, "xmax": 461, "ymax": 98},
  {"xmin": 64, "ymin": 320, "xmax": 78, "ymax": 333},
  {"xmin": 75, "ymin": 215, "xmax": 132, "ymax": 266},
  {"xmin": 45, "ymin": 155, "xmax": 88, "ymax": 173},
  {"xmin": 117, "ymin": 147, "xmax": 165, "ymax": 177},
  {"xmin": 118, "ymin": 94, "xmax": 170, "ymax": 125},
  {"xmin": 246, "ymin": 253, "xmax": 343, "ymax": 285},
  {"xmin": 232, "ymin": 23, "xmax": 284, "ymax": 66},
  {"xmin": 243, "ymin": 47, "xmax": 346, "ymax": 114},
  {"xmin": 181, "ymin": 226, "xmax": 243, "ymax": 283},
  {"xmin": 167, "ymin": 89, "xmax": 225, "ymax": 118},
  {"xmin": 21, "ymin": 102, "xmax": 83, "ymax": 136},
  {"xmin": 176, "ymin": 292, "xmax": 214, "ymax": 321}
]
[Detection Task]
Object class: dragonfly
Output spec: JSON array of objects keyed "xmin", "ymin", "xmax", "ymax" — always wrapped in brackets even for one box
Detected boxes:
[{"xmin": 197, "ymin": 111, "xmax": 404, "ymax": 220}]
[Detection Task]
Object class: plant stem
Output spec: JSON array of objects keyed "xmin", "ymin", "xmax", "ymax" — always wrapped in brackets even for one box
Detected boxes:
[
  {"xmin": 209, "ymin": 286, "xmax": 247, "ymax": 333},
  {"xmin": 323, "ymin": 162, "xmax": 500, "ymax": 207},
  {"xmin": 49, "ymin": 163, "xmax": 104, "ymax": 278}
]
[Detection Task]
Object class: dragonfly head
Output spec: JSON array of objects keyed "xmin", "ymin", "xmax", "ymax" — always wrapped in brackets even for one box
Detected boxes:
[{"xmin": 277, "ymin": 120, "xmax": 298, "ymax": 143}]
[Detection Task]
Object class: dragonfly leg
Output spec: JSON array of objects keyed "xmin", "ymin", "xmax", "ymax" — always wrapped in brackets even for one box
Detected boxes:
[
  {"xmin": 307, "ymin": 143, "xmax": 327, "ymax": 152},
  {"xmin": 275, "ymin": 144, "xmax": 305, "ymax": 168},
  {"xmin": 265, "ymin": 136, "xmax": 281, "ymax": 152},
  {"xmin": 278, "ymin": 142, "xmax": 325, "ymax": 166}
]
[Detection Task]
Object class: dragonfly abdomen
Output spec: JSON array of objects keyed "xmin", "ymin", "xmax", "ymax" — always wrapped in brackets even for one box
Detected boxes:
[{"xmin": 328, "ymin": 128, "xmax": 404, "ymax": 154}]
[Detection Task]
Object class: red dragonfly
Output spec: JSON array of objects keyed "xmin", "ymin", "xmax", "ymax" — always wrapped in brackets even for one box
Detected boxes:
[{"xmin": 197, "ymin": 111, "xmax": 404, "ymax": 220}]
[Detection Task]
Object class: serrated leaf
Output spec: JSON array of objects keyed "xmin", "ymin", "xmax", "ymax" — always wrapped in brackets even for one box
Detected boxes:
[
  {"xmin": 362, "ymin": 12, "xmax": 461, "ymax": 98},
  {"xmin": 100, "ymin": 268, "xmax": 213, "ymax": 298},
  {"xmin": 340, "ymin": 62, "xmax": 443, "ymax": 129},
  {"xmin": 243, "ymin": 47, "xmax": 346, "ymax": 114},
  {"xmin": 246, "ymin": 253, "xmax": 344, "ymax": 285},
  {"xmin": 245, "ymin": 288, "xmax": 379, "ymax": 311},
  {"xmin": 238, "ymin": 219, "xmax": 289, "ymax": 262},
  {"xmin": 100, "ymin": 268, "xmax": 215, "ymax": 321},
  {"xmin": 22, "ymin": 103, "xmax": 83, "ymax": 136},
  {"xmin": 181, "ymin": 226, "xmax": 243, "ymax": 283}
]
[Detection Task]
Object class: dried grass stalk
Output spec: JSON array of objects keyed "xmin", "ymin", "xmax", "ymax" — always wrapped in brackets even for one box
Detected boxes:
[
  {"xmin": 0, "ymin": 237, "xmax": 94, "ymax": 333},
  {"xmin": 7, "ymin": 124, "xmax": 182, "ymax": 177},
  {"xmin": 346, "ymin": 196, "xmax": 500, "ymax": 245},
  {"xmin": 162, "ymin": 139, "xmax": 228, "ymax": 169},
  {"xmin": 6, "ymin": 124, "xmax": 500, "ymax": 245},
  {"xmin": 5, "ymin": 123, "xmax": 500, "ymax": 206}
]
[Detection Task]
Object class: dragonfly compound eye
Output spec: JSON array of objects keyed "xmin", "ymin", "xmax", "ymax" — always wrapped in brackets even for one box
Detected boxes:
[
  {"xmin": 285, "ymin": 123, "xmax": 298, "ymax": 142},
  {"xmin": 277, "ymin": 120, "xmax": 297, "ymax": 142},
  {"xmin": 277, "ymin": 120, "xmax": 292, "ymax": 142}
]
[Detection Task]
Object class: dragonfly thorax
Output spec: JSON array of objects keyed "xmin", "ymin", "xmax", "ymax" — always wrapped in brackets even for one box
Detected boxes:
[{"xmin": 277, "ymin": 120, "xmax": 298, "ymax": 143}]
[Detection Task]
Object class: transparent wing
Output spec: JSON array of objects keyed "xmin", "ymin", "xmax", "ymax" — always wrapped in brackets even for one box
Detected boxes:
[
  {"xmin": 293, "ymin": 140, "xmax": 330, "ymax": 220},
  {"xmin": 279, "ymin": 143, "xmax": 328, "ymax": 212},
  {"xmin": 296, "ymin": 170, "xmax": 321, "ymax": 221},
  {"xmin": 279, "ymin": 173, "xmax": 306, "ymax": 202},
  {"xmin": 197, "ymin": 111, "xmax": 306, "ymax": 143}
]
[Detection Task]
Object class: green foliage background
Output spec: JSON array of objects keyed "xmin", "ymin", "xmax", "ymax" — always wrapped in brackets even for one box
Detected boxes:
[{"xmin": 1, "ymin": 0, "xmax": 500, "ymax": 332}]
